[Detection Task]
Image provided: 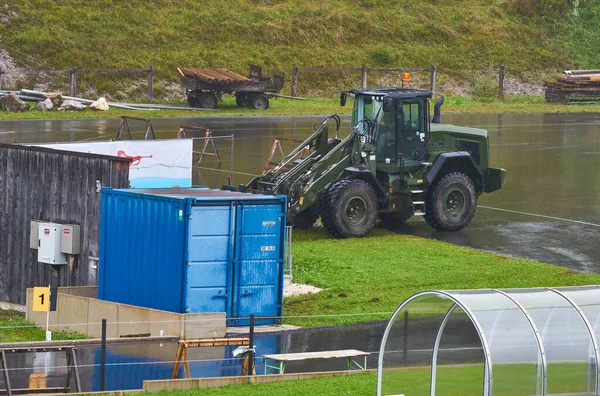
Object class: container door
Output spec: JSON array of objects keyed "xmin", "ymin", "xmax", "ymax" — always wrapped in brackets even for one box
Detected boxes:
[
  {"xmin": 231, "ymin": 202, "xmax": 285, "ymax": 325},
  {"xmin": 186, "ymin": 204, "xmax": 235, "ymax": 313}
]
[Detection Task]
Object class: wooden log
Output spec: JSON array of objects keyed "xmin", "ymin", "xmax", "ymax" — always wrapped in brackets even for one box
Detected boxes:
[
  {"xmin": 215, "ymin": 68, "xmax": 251, "ymax": 83},
  {"xmin": 197, "ymin": 68, "xmax": 232, "ymax": 85}
]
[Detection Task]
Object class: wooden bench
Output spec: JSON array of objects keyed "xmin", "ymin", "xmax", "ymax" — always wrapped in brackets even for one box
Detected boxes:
[{"xmin": 263, "ymin": 349, "xmax": 370, "ymax": 375}]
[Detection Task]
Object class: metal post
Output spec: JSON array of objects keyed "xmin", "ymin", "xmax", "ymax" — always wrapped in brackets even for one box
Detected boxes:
[
  {"xmin": 248, "ymin": 314, "xmax": 255, "ymax": 376},
  {"xmin": 100, "ymin": 319, "xmax": 107, "ymax": 391},
  {"xmin": 361, "ymin": 66, "xmax": 368, "ymax": 88},
  {"xmin": 430, "ymin": 65, "xmax": 437, "ymax": 96},
  {"xmin": 230, "ymin": 135, "xmax": 235, "ymax": 184},
  {"xmin": 291, "ymin": 66, "xmax": 298, "ymax": 97},
  {"xmin": 498, "ymin": 66, "xmax": 505, "ymax": 99},
  {"xmin": 70, "ymin": 67, "xmax": 77, "ymax": 97},
  {"xmin": 403, "ymin": 310, "xmax": 408, "ymax": 361},
  {"xmin": 147, "ymin": 66, "xmax": 154, "ymax": 102}
]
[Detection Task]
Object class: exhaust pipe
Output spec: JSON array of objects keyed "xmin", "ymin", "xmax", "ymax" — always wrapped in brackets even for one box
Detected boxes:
[{"xmin": 431, "ymin": 96, "xmax": 444, "ymax": 124}]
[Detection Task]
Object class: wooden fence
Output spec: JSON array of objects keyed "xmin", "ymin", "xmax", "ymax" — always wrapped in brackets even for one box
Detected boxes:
[
  {"xmin": 0, "ymin": 143, "xmax": 130, "ymax": 305},
  {"xmin": 290, "ymin": 65, "xmax": 437, "ymax": 96},
  {"xmin": 291, "ymin": 65, "xmax": 511, "ymax": 98},
  {"xmin": 0, "ymin": 66, "xmax": 155, "ymax": 101}
]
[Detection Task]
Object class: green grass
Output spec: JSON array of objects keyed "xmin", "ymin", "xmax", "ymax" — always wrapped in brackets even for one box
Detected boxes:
[
  {"xmin": 152, "ymin": 372, "xmax": 376, "ymax": 396},
  {"xmin": 149, "ymin": 362, "xmax": 591, "ymax": 395},
  {"xmin": 2, "ymin": 95, "xmax": 600, "ymax": 121},
  {"xmin": 0, "ymin": 1, "xmax": 595, "ymax": 98},
  {"xmin": 284, "ymin": 228, "xmax": 600, "ymax": 327},
  {"xmin": 0, "ymin": 310, "xmax": 86, "ymax": 343}
]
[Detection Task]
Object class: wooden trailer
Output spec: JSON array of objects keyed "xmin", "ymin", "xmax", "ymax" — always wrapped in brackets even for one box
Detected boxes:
[{"xmin": 178, "ymin": 65, "xmax": 284, "ymax": 109}]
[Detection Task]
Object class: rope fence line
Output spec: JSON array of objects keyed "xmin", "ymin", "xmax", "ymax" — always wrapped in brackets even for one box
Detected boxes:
[
  {"xmin": 0, "ymin": 350, "xmax": 385, "ymax": 373},
  {"xmin": 0, "ymin": 311, "xmax": 394, "ymax": 330}
]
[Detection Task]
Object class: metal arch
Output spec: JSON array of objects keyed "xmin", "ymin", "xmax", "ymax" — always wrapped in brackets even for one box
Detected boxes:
[
  {"xmin": 377, "ymin": 291, "xmax": 434, "ymax": 395},
  {"xmin": 376, "ymin": 291, "xmax": 495, "ymax": 396},
  {"xmin": 430, "ymin": 304, "xmax": 458, "ymax": 396},
  {"xmin": 493, "ymin": 289, "xmax": 548, "ymax": 396},
  {"xmin": 547, "ymin": 287, "xmax": 600, "ymax": 396}
]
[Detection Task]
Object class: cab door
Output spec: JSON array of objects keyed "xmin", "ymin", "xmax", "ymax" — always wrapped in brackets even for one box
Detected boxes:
[{"xmin": 396, "ymin": 100, "xmax": 427, "ymax": 162}]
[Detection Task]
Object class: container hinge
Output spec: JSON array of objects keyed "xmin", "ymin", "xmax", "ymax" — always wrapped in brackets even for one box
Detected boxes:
[{"xmin": 186, "ymin": 261, "xmax": 191, "ymax": 266}]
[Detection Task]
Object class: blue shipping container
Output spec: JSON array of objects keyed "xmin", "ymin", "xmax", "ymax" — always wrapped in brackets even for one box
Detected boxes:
[{"xmin": 99, "ymin": 188, "xmax": 287, "ymax": 325}]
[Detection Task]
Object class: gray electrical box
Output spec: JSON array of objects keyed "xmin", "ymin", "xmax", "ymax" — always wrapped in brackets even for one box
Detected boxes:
[
  {"xmin": 38, "ymin": 222, "xmax": 67, "ymax": 265},
  {"xmin": 60, "ymin": 224, "xmax": 81, "ymax": 255}
]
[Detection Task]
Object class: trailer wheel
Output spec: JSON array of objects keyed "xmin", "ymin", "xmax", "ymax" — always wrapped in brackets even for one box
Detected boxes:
[
  {"xmin": 424, "ymin": 172, "xmax": 477, "ymax": 231},
  {"xmin": 235, "ymin": 94, "xmax": 247, "ymax": 107},
  {"xmin": 321, "ymin": 179, "xmax": 377, "ymax": 238},
  {"xmin": 198, "ymin": 92, "xmax": 217, "ymax": 109},
  {"xmin": 251, "ymin": 94, "xmax": 269, "ymax": 110}
]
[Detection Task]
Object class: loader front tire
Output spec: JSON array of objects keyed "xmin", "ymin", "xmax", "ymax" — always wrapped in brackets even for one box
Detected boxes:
[
  {"xmin": 321, "ymin": 179, "xmax": 377, "ymax": 238},
  {"xmin": 424, "ymin": 172, "xmax": 477, "ymax": 231}
]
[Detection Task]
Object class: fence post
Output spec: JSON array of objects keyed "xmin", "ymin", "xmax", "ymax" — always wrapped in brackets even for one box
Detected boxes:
[
  {"xmin": 147, "ymin": 66, "xmax": 154, "ymax": 102},
  {"xmin": 430, "ymin": 65, "xmax": 437, "ymax": 96},
  {"xmin": 70, "ymin": 67, "xmax": 77, "ymax": 96},
  {"xmin": 498, "ymin": 65, "xmax": 505, "ymax": 99},
  {"xmin": 291, "ymin": 65, "xmax": 298, "ymax": 97},
  {"xmin": 361, "ymin": 66, "xmax": 367, "ymax": 88}
]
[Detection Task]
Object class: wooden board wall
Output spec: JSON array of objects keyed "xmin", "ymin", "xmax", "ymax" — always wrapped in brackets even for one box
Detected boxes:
[{"xmin": 0, "ymin": 143, "xmax": 130, "ymax": 305}]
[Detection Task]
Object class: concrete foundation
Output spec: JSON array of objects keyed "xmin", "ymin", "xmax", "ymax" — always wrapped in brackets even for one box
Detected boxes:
[
  {"xmin": 143, "ymin": 370, "xmax": 375, "ymax": 393},
  {"xmin": 26, "ymin": 287, "xmax": 226, "ymax": 339}
]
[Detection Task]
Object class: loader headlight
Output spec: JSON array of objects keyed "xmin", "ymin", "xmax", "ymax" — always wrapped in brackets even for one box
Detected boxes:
[{"xmin": 361, "ymin": 151, "xmax": 367, "ymax": 158}]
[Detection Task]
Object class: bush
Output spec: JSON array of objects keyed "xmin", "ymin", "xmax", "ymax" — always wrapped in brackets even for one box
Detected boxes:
[
  {"xmin": 509, "ymin": 0, "xmax": 569, "ymax": 17},
  {"xmin": 370, "ymin": 45, "xmax": 396, "ymax": 66}
]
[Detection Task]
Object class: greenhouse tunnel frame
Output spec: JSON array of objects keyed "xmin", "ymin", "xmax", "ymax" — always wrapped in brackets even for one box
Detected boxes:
[{"xmin": 377, "ymin": 287, "xmax": 600, "ymax": 396}]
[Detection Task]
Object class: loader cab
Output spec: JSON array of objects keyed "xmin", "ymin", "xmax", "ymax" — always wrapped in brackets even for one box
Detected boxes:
[{"xmin": 349, "ymin": 88, "xmax": 432, "ymax": 165}]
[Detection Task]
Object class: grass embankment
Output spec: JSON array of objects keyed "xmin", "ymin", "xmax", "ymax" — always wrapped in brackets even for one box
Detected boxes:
[
  {"xmin": 3, "ymin": 95, "xmax": 600, "ymax": 122},
  {"xmin": 0, "ymin": 1, "xmax": 598, "ymax": 97},
  {"xmin": 0, "ymin": 310, "xmax": 86, "ymax": 343},
  {"xmin": 285, "ymin": 228, "xmax": 600, "ymax": 327}
]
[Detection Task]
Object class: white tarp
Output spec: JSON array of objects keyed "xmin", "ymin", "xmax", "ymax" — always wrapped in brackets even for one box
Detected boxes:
[{"xmin": 35, "ymin": 140, "xmax": 193, "ymax": 188}]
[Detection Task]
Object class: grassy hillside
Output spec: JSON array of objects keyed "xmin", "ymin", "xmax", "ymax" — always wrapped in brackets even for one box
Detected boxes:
[{"xmin": 0, "ymin": 0, "xmax": 597, "ymax": 97}]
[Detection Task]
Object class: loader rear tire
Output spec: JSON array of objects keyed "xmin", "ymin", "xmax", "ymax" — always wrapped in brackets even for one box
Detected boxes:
[
  {"xmin": 321, "ymin": 179, "xmax": 377, "ymax": 238},
  {"xmin": 424, "ymin": 172, "xmax": 477, "ymax": 231}
]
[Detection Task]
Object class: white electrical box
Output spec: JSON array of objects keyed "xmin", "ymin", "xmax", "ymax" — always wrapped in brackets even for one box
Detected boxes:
[
  {"xmin": 60, "ymin": 224, "xmax": 80, "ymax": 255},
  {"xmin": 38, "ymin": 223, "xmax": 67, "ymax": 265}
]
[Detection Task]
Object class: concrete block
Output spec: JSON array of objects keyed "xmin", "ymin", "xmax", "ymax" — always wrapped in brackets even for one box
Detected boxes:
[
  {"xmin": 144, "ymin": 379, "xmax": 201, "ymax": 393},
  {"xmin": 117, "ymin": 304, "xmax": 151, "ymax": 337},
  {"xmin": 183, "ymin": 312, "xmax": 226, "ymax": 339},
  {"xmin": 56, "ymin": 294, "xmax": 89, "ymax": 334},
  {"xmin": 59, "ymin": 286, "xmax": 98, "ymax": 298},
  {"xmin": 87, "ymin": 299, "xmax": 118, "ymax": 338},
  {"xmin": 147, "ymin": 310, "xmax": 181, "ymax": 337}
]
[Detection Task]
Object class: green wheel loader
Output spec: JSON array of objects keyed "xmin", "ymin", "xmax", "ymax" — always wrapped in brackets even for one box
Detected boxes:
[{"xmin": 225, "ymin": 88, "xmax": 506, "ymax": 238}]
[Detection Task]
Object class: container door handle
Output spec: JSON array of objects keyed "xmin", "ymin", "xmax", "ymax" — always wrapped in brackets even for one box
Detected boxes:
[{"xmin": 215, "ymin": 290, "xmax": 228, "ymax": 298}]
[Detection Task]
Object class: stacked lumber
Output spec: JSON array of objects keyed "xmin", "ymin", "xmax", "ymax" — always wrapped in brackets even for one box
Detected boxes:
[
  {"xmin": 544, "ymin": 70, "xmax": 600, "ymax": 103},
  {"xmin": 178, "ymin": 67, "xmax": 252, "ymax": 85}
]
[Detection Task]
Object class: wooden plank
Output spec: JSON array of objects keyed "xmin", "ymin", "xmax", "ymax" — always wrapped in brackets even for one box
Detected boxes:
[
  {"xmin": 263, "ymin": 349, "xmax": 370, "ymax": 362},
  {"xmin": 181, "ymin": 337, "xmax": 249, "ymax": 347}
]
